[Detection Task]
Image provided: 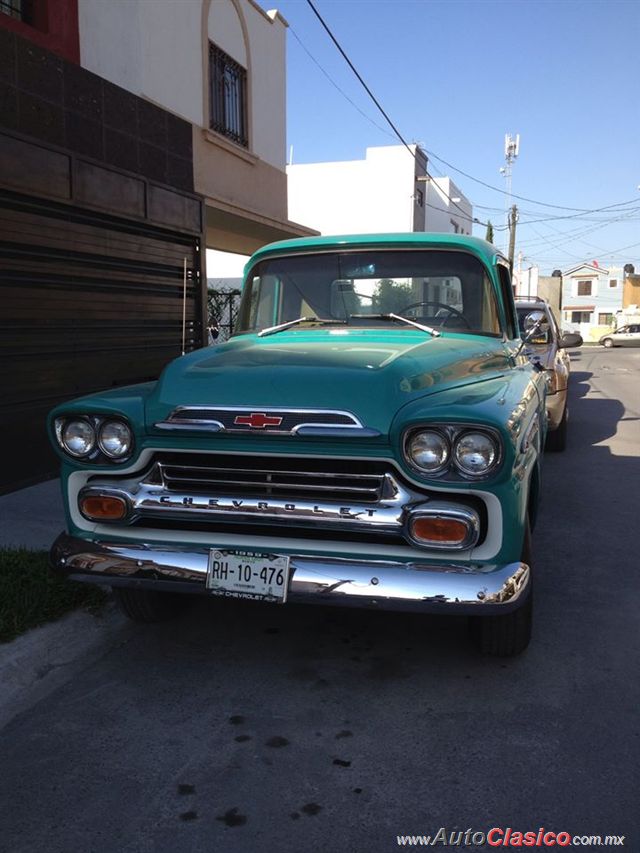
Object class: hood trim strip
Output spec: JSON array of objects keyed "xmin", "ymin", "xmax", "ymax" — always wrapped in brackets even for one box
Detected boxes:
[{"xmin": 154, "ymin": 405, "xmax": 380, "ymax": 437}]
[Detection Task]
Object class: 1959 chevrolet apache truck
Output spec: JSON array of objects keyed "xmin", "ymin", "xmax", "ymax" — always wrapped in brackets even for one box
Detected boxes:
[{"xmin": 49, "ymin": 233, "xmax": 547, "ymax": 656}]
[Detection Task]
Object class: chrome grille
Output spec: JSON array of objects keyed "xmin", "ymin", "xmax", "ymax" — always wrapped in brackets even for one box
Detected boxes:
[{"xmin": 154, "ymin": 454, "xmax": 386, "ymax": 504}]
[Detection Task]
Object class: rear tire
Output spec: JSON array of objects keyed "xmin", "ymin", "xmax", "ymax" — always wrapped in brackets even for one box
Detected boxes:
[
  {"xmin": 112, "ymin": 587, "xmax": 187, "ymax": 623},
  {"xmin": 602, "ymin": 338, "xmax": 614, "ymax": 348},
  {"xmin": 469, "ymin": 520, "xmax": 533, "ymax": 657},
  {"xmin": 545, "ymin": 405, "xmax": 567, "ymax": 452}
]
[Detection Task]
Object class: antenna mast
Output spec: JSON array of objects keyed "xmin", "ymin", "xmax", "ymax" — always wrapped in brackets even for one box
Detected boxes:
[{"xmin": 500, "ymin": 133, "xmax": 519, "ymax": 252}]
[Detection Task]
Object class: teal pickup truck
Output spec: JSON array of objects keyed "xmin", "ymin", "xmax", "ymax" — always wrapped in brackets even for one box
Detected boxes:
[{"xmin": 49, "ymin": 234, "xmax": 547, "ymax": 656}]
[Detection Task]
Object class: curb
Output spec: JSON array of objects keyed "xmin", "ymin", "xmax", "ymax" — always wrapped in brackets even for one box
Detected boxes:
[{"xmin": 0, "ymin": 601, "xmax": 131, "ymax": 731}]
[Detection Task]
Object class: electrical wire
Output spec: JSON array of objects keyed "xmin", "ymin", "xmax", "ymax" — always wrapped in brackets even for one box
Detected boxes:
[
  {"xmin": 299, "ymin": 0, "xmax": 636, "ymax": 268},
  {"xmin": 519, "ymin": 220, "xmax": 640, "ymax": 263},
  {"xmin": 516, "ymin": 205, "xmax": 640, "ymax": 227},
  {"xmin": 302, "ymin": 0, "xmax": 637, "ymax": 236},
  {"xmin": 304, "ymin": 0, "xmax": 485, "ymax": 226},
  {"xmin": 289, "ymin": 22, "xmax": 489, "ymax": 232},
  {"xmin": 424, "ymin": 147, "xmax": 639, "ymax": 214},
  {"xmin": 517, "ymin": 219, "xmax": 640, "ymax": 260},
  {"xmin": 288, "ymin": 25, "xmax": 395, "ymax": 141}
]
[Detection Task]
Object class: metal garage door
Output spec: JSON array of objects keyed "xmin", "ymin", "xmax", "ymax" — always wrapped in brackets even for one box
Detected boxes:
[{"xmin": 0, "ymin": 188, "xmax": 204, "ymax": 493}]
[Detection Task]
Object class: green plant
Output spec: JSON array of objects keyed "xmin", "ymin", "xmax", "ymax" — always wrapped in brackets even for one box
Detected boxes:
[
  {"xmin": 485, "ymin": 221, "xmax": 494, "ymax": 243},
  {"xmin": 0, "ymin": 549, "xmax": 107, "ymax": 644}
]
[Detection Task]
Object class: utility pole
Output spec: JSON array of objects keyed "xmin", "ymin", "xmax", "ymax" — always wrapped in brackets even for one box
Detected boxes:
[{"xmin": 508, "ymin": 204, "xmax": 517, "ymax": 272}]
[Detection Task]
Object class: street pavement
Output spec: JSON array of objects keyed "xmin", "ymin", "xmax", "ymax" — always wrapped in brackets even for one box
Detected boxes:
[{"xmin": 0, "ymin": 347, "xmax": 638, "ymax": 852}]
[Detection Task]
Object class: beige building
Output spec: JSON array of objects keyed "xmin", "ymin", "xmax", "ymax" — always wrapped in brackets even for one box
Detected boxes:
[
  {"xmin": 622, "ymin": 273, "xmax": 640, "ymax": 309},
  {"xmin": 79, "ymin": 0, "xmax": 314, "ymax": 253}
]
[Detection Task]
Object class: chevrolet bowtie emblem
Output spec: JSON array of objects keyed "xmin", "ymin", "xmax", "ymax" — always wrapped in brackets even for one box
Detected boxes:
[{"xmin": 233, "ymin": 412, "xmax": 284, "ymax": 429}]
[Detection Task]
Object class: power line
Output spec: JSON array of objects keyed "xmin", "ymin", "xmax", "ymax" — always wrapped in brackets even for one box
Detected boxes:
[
  {"xmin": 517, "ymin": 223, "xmax": 640, "ymax": 266},
  {"xmin": 304, "ymin": 0, "xmax": 483, "ymax": 226},
  {"xmin": 288, "ymin": 26, "xmax": 461, "ymax": 190},
  {"xmin": 517, "ymin": 208, "xmax": 640, "ymax": 247},
  {"xmin": 482, "ymin": 202, "xmax": 640, "ymax": 224},
  {"xmin": 517, "ymin": 205, "xmax": 640, "ymax": 227},
  {"xmin": 290, "ymin": 20, "xmax": 489, "ymax": 231},
  {"xmin": 301, "ymin": 0, "xmax": 636, "ymax": 259},
  {"xmin": 288, "ymin": 26, "xmax": 395, "ymax": 141},
  {"xmin": 519, "ymin": 217, "xmax": 627, "ymax": 251},
  {"xmin": 424, "ymin": 147, "xmax": 639, "ymax": 214}
]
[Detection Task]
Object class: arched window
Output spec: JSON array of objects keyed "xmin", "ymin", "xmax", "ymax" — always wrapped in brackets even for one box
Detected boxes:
[{"xmin": 209, "ymin": 42, "xmax": 248, "ymax": 147}]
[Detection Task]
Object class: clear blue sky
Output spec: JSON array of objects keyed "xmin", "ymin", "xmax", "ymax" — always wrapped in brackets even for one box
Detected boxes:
[{"xmin": 257, "ymin": 0, "xmax": 640, "ymax": 275}]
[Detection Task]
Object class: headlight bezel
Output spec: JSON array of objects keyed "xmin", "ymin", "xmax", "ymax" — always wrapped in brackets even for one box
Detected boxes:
[
  {"xmin": 402, "ymin": 423, "xmax": 503, "ymax": 480},
  {"xmin": 452, "ymin": 430, "xmax": 500, "ymax": 476},
  {"xmin": 405, "ymin": 428, "xmax": 451, "ymax": 475},
  {"xmin": 97, "ymin": 419, "xmax": 134, "ymax": 460},
  {"xmin": 57, "ymin": 417, "xmax": 97, "ymax": 459},
  {"xmin": 54, "ymin": 415, "xmax": 134, "ymax": 463}
]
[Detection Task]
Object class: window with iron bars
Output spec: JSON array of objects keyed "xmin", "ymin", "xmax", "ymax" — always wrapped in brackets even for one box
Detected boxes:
[
  {"xmin": 0, "ymin": 0, "xmax": 29, "ymax": 21},
  {"xmin": 209, "ymin": 42, "xmax": 248, "ymax": 148}
]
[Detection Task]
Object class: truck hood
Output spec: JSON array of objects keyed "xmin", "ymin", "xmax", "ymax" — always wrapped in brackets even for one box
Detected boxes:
[{"xmin": 145, "ymin": 329, "xmax": 513, "ymax": 435}]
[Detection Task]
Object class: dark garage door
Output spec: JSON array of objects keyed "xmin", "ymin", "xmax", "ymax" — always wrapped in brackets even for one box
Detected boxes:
[{"xmin": 0, "ymin": 189, "xmax": 204, "ymax": 494}]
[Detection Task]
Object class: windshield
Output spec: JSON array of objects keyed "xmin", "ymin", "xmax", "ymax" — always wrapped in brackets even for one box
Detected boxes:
[{"xmin": 236, "ymin": 250, "xmax": 502, "ymax": 337}]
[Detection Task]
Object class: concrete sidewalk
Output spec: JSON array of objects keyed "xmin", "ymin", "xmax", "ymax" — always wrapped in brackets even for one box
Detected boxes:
[
  {"xmin": 0, "ymin": 479, "xmax": 66, "ymax": 550},
  {"xmin": 0, "ymin": 479, "xmax": 129, "ymax": 731}
]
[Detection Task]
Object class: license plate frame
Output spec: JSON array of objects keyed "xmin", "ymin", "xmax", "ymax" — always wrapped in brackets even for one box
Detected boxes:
[{"xmin": 206, "ymin": 549, "xmax": 290, "ymax": 603}]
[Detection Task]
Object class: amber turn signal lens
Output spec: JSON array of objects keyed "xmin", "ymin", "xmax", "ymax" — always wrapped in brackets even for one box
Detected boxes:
[
  {"xmin": 80, "ymin": 496, "xmax": 127, "ymax": 521},
  {"xmin": 410, "ymin": 516, "xmax": 469, "ymax": 545}
]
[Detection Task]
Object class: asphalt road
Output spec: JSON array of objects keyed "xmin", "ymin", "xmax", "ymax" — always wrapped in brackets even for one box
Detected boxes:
[{"xmin": 1, "ymin": 348, "xmax": 638, "ymax": 853}]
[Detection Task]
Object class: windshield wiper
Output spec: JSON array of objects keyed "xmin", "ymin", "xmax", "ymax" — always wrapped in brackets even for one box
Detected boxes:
[
  {"xmin": 258, "ymin": 316, "xmax": 347, "ymax": 338},
  {"xmin": 349, "ymin": 313, "xmax": 441, "ymax": 338}
]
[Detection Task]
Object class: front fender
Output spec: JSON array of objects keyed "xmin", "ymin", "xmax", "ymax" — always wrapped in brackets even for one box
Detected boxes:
[{"xmin": 389, "ymin": 368, "xmax": 546, "ymax": 560}]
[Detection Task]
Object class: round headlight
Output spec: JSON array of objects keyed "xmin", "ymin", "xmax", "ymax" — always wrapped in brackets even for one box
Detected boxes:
[
  {"xmin": 61, "ymin": 419, "xmax": 96, "ymax": 457},
  {"xmin": 407, "ymin": 430, "xmax": 450, "ymax": 473},
  {"xmin": 454, "ymin": 431, "xmax": 499, "ymax": 475},
  {"xmin": 98, "ymin": 420, "xmax": 133, "ymax": 459}
]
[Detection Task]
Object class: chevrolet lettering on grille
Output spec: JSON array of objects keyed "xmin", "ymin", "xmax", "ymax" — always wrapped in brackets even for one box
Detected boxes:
[
  {"xmin": 233, "ymin": 413, "xmax": 284, "ymax": 429},
  {"xmin": 155, "ymin": 494, "xmax": 380, "ymax": 520}
]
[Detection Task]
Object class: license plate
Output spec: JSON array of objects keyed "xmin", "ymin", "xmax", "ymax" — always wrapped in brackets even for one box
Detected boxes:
[{"xmin": 206, "ymin": 549, "xmax": 290, "ymax": 602}]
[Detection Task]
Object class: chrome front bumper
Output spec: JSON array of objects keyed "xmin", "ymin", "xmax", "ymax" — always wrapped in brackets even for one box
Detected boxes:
[{"xmin": 51, "ymin": 533, "xmax": 530, "ymax": 615}]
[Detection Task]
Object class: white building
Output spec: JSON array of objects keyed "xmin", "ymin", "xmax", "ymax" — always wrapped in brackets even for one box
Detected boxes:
[
  {"xmin": 79, "ymin": 0, "xmax": 313, "ymax": 253},
  {"xmin": 423, "ymin": 176, "xmax": 473, "ymax": 235},
  {"xmin": 287, "ymin": 145, "xmax": 472, "ymax": 236},
  {"xmin": 513, "ymin": 262, "xmax": 540, "ymax": 300}
]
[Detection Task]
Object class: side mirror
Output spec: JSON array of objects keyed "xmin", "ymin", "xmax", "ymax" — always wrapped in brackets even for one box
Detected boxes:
[
  {"xmin": 559, "ymin": 332, "xmax": 582, "ymax": 349},
  {"xmin": 522, "ymin": 310, "xmax": 550, "ymax": 344}
]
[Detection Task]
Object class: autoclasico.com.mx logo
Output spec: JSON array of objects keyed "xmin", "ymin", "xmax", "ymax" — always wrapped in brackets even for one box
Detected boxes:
[{"xmin": 395, "ymin": 827, "xmax": 626, "ymax": 847}]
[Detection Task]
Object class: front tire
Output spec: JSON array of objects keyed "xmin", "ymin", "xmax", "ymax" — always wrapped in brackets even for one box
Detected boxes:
[
  {"xmin": 545, "ymin": 405, "xmax": 567, "ymax": 452},
  {"xmin": 112, "ymin": 587, "xmax": 187, "ymax": 623},
  {"xmin": 602, "ymin": 338, "xmax": 614, "ymax": 348},
  {"xmin": 469, "ymin": 521, "xmax": 533, "ymax": 657}
]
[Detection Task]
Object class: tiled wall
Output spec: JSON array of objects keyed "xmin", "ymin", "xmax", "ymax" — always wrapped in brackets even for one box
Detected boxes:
[{"xmin": 0, "ymin": 27, "xmax": 193, "ymax": 192}]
